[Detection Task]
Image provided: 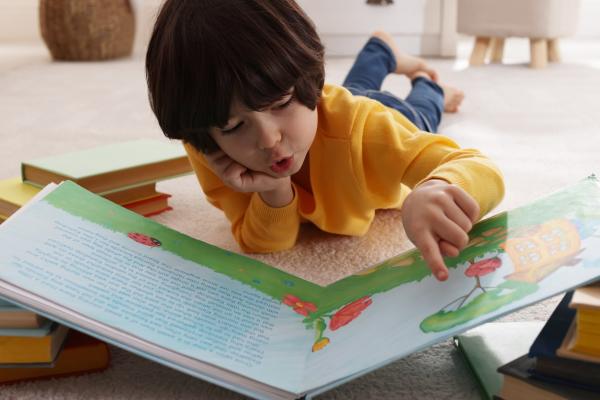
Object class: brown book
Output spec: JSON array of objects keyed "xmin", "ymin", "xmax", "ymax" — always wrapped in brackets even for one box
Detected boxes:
[
  {"xmin": 122, "ymin": 192, "xmax": 172, "ymax": 217},
  {"xmin": 0, "ymin": 330, "xmax": 110, "ymax": 385},
  {"xmin": 0, "ymin": 298, "xmax": 48, "ymax": 329},
  {"xmin": 498, "ymin": 355, "xmax": 599, "ymax": 400},
  {"xmin": 103, "ymin": 182, "xmax": 160, "ymax": 204},
  {"xmin": 0, "ymin": 309, "xmax": 48, "ymax": 329}
]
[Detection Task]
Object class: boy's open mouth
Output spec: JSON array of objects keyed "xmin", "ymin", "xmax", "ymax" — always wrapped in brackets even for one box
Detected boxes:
[{"xmin": 270, "ymin": 156, "xmax": 293, "ymax": 173}]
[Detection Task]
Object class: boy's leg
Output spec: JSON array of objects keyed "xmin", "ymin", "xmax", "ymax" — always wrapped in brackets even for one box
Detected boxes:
[
  {"xmin": 342, "ymin": 37, "xmax": 397, "ymax": 95},
  {"xmin": 403, "ymin": 77, "xmax": 445, "ymax": 132},
  {"xmin": 361, "ymin": 77, "xmax": 444, "ymax": 133}
]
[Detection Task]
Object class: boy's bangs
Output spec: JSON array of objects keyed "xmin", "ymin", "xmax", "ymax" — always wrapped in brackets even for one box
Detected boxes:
[{"xmin": 234, "ymin": 61, "xmax": 297, "ymax": 112}]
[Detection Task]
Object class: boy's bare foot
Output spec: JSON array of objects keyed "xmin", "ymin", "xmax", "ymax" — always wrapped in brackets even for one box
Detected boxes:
[
  {"xmin": 372, "ymin": 30, "xmax": 438, "ymax": 82},
  {"xmin": 440, "ymin": 84, "xmax": 464, "ymax": 113},
  {"xmin": 410, "ymin": 71, "xmax": 464, "ymax": 113}
]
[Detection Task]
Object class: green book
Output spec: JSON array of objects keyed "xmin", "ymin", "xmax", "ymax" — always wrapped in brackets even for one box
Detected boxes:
[
  {"xmin": 21, "ymin": 139, "xmax": 192, "ymax": 195},
  {"xmin": 0, "ymin": 176, "xmax": 600, "ymax": 399},
  {"xmin": 454, "ymin": 321, "xmax": 544, "ymax": 400}
]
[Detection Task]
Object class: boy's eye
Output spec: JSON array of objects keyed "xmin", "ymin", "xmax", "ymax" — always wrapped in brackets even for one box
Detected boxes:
[{"xmin": 221, "ymin": 121, "xmax": 244, "ymax": 134}]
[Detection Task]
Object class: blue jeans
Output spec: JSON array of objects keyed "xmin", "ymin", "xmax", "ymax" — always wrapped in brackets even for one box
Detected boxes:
[{"xmin": 342, "ymin": 37, "xmax": 444, "ymax": 133}]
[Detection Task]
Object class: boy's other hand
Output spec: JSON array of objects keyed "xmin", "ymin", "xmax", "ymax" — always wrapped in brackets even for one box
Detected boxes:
[
  {"xmin": 204, "ymin": 150, "xmax": 293, "ymax": 207},
  {"xmin": 401, "ymin": 179, "xmax": 480, "ymax": 281}
]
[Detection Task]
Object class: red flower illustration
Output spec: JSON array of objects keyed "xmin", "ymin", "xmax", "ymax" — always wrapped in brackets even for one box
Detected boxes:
[
  {"xmin": 330, "ymin": 296, "xmax": 372, "ymax": 331},
  {"xmin": 283, "ymin": 294, "xmax": 317, "ymax": 316},
  {"xmin": 465, "ymin": 257, "xmax": 502, "ymax": 277}
]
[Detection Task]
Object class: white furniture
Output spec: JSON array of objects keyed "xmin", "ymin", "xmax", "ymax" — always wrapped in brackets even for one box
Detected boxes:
[
  {"xmin": 297, "ymin": 0, "xmax": 458, "ymax": 57},
  {"xmin": 457, "ymin": 0, "xmax": 581, "ymax": 68}
]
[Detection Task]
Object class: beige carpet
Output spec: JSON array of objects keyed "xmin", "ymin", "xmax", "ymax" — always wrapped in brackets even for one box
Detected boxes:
[{"xmin": 1, "ymin": 37, "xmax": 600, "ymax": 399}]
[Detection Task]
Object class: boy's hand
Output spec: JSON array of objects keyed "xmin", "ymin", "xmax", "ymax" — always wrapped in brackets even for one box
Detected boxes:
[
  {"xmin": 401, "ymin": 179, "xmax": 480, "ymax": 281},
  {"xmin": 204, "ymin": 150, "xmax": 293, "ymax": 207}
]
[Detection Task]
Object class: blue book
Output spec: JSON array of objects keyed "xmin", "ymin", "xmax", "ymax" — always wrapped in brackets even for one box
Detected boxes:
[
  {"xmin": 529, "ymin": 291, "xmax": 576, "ymax": 358},
  {"xmin": 0, "ymin": 297, "xmax": 16, "ymax": 308}
]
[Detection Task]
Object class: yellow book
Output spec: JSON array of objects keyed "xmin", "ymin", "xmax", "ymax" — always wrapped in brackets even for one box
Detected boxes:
[
  {"xmin": 577, "ymin": 310, "xmax": 600, "ymax": 333},
  {"xmin": 0, "ymin": 322, "xmax": 69, "ymax": 364},
  {"xmin": 572, "ymin": 329, "xmax": 600, "ymax": 354},
  {"xmin": 569, "ymin": 282, "xmax": 600, "ymax": 351},
  {"xmin": 0, "ymin": 330, "xmax": 110, "ymax": 385},
  {"xmin": 0, "ymin": 177, "xmax": 165, "ymax": 220},
  {"xmin": 0, "ymin": 177, "xmax": 40, "ymax": 218},
  {"xmin": 557, "ymin": 319, "xmax": 600, "ymax": 362}
]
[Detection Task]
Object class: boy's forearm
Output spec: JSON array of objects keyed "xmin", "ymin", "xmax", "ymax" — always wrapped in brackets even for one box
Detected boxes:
[{"xmin": 236, "ymin": 188, "xmax": 301, "ymax": 253}]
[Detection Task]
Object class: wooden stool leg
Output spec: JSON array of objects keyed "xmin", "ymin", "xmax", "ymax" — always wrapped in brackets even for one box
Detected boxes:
[
  {"xmin": 489, "ymin": 37, "xmax": 505, "ymax": 63},
  {"xmin": 548, "ymin": 38, "xmax": 561, "ymax": 62},
  {"xmin": 530, "ymin": 38, "xmax": 548, "ymax": 69},
  {"xmin": 470, "ymin": 37, "xmax": 491, "ymax": 66}
]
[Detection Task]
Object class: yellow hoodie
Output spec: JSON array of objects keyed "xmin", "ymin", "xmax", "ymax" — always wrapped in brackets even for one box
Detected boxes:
[{"xmin": 184, "ymin": 84, "xmax": 505, "ymax": 252}]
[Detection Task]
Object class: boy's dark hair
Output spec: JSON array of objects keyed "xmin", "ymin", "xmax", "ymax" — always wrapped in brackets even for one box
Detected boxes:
[{"xmin": 146, "ymin": 0, "xmax": 325, "ymax": 153}]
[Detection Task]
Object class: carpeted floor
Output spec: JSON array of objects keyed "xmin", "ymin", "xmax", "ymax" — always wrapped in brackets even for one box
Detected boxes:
[{"xmin": 1, "ymin": 37, "xmax": 600, "ymax": 399}]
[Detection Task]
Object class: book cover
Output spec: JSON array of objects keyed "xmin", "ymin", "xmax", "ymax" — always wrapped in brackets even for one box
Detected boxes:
[
  {"xmin": 498, "ymin": 355, "xmax": 599, "ymax": 400},
  {"xmin": 0, "ymin": 176, "xmax": 600, "ymax": 399},
  {"xmin": 454, "ymin": 321, "xmax": 544, "ymax": 400},
  {"xmin": 529, "ymin": 292, "xmax": 575, "ymax": 359},
  {"xmin": 21, "ymin": 139, "xmax": 192, "ymax": 194},
  {"xmin": 570, "ymin": 282, "xmax": 600, "ymax": 310},
  {"xmin": 0, "ymin": 330, "xmax": 110, "ymax": 385}
]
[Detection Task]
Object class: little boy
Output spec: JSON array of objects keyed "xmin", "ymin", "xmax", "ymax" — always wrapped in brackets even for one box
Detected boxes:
[{"xmin": 145, "ymin": 0, "xmax": 504, "ymax": 281}]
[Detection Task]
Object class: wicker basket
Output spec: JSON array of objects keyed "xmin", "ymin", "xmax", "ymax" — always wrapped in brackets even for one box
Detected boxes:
[{"xmin": 39, "ymin": 0, "xmax": 135, "ymax": 61}]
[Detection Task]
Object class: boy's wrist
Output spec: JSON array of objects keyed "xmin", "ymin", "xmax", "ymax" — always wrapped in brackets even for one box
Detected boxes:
[
  {"xmin": 416, "ymin": 178, "xmax": 449, "ymax": 189},
  {"xmin": 259, "ymin": 178, "xmax": 294, "ymax": 208}
]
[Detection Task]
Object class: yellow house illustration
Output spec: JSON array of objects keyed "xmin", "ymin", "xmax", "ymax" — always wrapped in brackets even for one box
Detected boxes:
[{"xmin": 501, "ymin": 219, "xmax": 582, "ymax": 283}]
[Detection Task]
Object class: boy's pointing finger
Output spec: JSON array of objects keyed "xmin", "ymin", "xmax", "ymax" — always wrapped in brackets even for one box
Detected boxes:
[{"xmin": 420, "ymin": 235, "xmax": 449, "ymax": 281}]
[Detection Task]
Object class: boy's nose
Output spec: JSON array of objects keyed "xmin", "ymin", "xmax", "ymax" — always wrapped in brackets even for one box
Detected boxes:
[{"xmin": 256, "ymin": 121, "xmax": 282, "ymax": 150}]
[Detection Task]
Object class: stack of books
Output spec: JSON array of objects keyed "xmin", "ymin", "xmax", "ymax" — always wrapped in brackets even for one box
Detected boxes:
[
  {"xmin": 455, "ymin": 284, "xmax": 600, "ymax": 400},
  {"xmin": 561, "ymin": 283, "xmax": 600, "ymax": 360},
  {"xmin": 0, "ymin": 298, "xmax": 110, "ymax": 385},
  {"xmin": 0, "ymin": 139, "xmax": 192, "ymax": 223},
  {"xmin": 0, "ymin": 140, "xmax": 191, "ymax": 384}
]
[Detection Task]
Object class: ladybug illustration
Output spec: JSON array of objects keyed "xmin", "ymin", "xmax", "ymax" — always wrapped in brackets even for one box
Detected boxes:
[{"xmin": 127, "ymin": 232, "xmax": 161, "ymax": 247}]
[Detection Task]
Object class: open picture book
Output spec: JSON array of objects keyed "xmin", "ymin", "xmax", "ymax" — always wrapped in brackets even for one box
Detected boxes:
[{"xmin": 1, "ymin": 176, "xmax": 600, "ymax": 399}]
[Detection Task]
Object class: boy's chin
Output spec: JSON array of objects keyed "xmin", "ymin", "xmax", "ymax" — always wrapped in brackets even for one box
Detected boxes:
[{"xmin": 266, "ymin": 170, "xmax": 294, "ymax": 178}]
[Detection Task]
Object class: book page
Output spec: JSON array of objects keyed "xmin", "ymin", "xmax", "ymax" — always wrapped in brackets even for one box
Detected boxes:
[
  {"xmin": 301, "ymin": 176, "xmax": 600, "ymax": 392},
  {"xmin": 0, "ymin": 183, "xmax": 313, "ymax": 393}
]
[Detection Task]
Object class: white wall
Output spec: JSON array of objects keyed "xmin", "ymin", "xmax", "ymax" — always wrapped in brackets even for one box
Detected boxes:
[
  {"xmin": 1, "ymin": 0, "xmax": 599, "ymax": 49},
  {"xmin": 577, "ymin": 0, "xmax": 600, "ymax": 37}
]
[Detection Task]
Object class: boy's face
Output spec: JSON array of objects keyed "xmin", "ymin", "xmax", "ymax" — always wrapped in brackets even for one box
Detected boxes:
[{"xmin": 209, "ymin": 90, "xmax": 318, "ymax": 178}]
